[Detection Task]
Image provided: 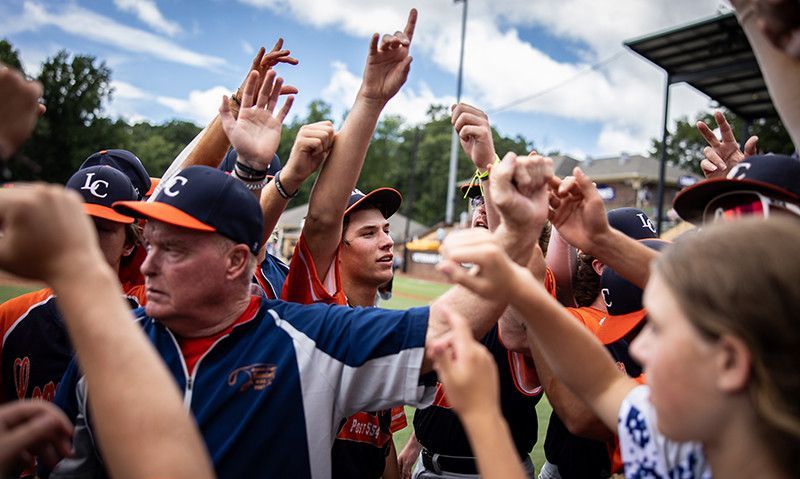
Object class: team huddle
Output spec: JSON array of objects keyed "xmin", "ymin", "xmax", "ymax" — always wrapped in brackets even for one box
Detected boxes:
[{"xmin": 1, "ymin": 2, "xmax": 800, "ymax": 479}]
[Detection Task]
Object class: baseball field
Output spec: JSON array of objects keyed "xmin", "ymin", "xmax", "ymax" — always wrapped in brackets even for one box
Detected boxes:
[{"xmin": 0, "ymin": 274, "xmax": 552, "ymax": 473}]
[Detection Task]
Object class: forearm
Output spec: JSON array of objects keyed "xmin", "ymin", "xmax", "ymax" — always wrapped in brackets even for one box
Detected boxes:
[
  {"xmin": 737, "ymin": 3, "xmax": 800, "ymax": 147},
  {"xmin": 383, "ymin": 440, "xmax": 401, "ymax": 479},
  {"xmin": 50, "ymin": 262, "xmax": 213, "ymax": 479},
  {"xmin": 526, "ymin": 336, "xmax": 613, "ymax": 440},
  {"xmin": 182, "ymin": 115, "xmax": 231, "ymax": 169},
  {"xmin": 511, "ymin": 271, "xmax": 635, "ymax": 431},
  {"xmin": 260, "ymin": 173, "xmax": 303, "ymax": 243},
  {"xmin": 546, "ymin": 228, "xmax": 577, "ymax": 307},
  {"xmin": 306, "ymin": 94, "xmax": 383, "ymax": 225},
  {"xmin": 303, "ymin": 94, "xmax": 385, "ymax": 268},
  {"xmin": 460, "ymin": 409, "xmax": 526, "ymax": 479},
  {"xmin": 587, "ymin": 228, "xmax": 655, "ymax": 289}
]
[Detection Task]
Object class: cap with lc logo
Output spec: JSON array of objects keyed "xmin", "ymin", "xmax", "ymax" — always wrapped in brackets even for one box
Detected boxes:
[
  {"xmin": 113, "ymin": 166, "xmax": 264, "ymax": 253},
  {"xmin": 65, "ymin": 165, "xmax": 138, "ymax": 224}
]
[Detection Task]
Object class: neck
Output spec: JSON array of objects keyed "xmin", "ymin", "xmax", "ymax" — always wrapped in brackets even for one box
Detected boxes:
[
  {"xmin": 590, "ymin": 294, "xmax": 607, "ymax": 312},
  {"xmin": 704, "ymin": 401, "xmax": 788, "ymax": 479},
  {"xmin": 166, "ymin": 287, "xmax": 252, "ymax": 338},
  {"xmin": 342, "ymin": 277, "xmax": 378, "ymax": 307}
]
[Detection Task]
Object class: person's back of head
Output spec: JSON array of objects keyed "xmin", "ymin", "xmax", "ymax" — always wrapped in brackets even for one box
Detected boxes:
[{"xmin": 653, "ymin": 216, "xmax": 800, "ymax": 474}]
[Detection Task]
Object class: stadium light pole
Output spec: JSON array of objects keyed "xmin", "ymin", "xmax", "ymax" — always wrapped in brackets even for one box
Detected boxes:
[{"xmin": 445, "ymin": 0, "xmax": 468, "ymax": 224}]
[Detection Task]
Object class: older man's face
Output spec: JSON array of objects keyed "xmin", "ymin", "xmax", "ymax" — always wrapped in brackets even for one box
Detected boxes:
[
  {"xmin": 140, "ymin": 221, "xmax": 231, "ymax": 327},
  {"xmin": 470, "ymin": 196, "xmax": 487, "ymax": 229}
]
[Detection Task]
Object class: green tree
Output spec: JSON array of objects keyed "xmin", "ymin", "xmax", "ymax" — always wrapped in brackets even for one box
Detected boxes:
[
  {"xmin": 15, "ymin": 50, "xmax": 114, "ymax": 182},
  {"xmin": 0, "ymin": 39, "xmax": 23, "ymax": 72},
  {"xmin": 650, "ymin": 110, "xmax": 793, "ymax": 176}
]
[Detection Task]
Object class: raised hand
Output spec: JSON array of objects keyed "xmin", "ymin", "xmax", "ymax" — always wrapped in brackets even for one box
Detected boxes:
[
  {"xmin": 437, "ymin": 228, "xmax": 526, "ymax": 303},
  {"xmin": 490, "ymin": 153, "xmax": 553, "ymax": 231},
  {"xmin": 0, "ymin": 65, "xmax": 43, "ymax": 161},
  {"xmin": 549, "ymin": 167, "xmax": 609, "ymax": 253},
  {"xmin": 220, "ymin": 70, "xmax": 294, "ymax": 170},
  {"xmin": 239, "ymin": 39, "xmax": 299, "ymax": 99},
  {"xmin": 0, "ymin": 400, "xmax": 74, "ymax": 474},
  {"xmin": 428, "ymin": 307, "xmax": 501, "ymax": 418},
  {"xmin": 452, "ymin": 103, "xmax": 496, "ymax": 170},
  {"xmin": 282, "ymin": 121, "xmax": 336, "ymax": 185},
  {"xmin": 696, "ymin": 110, "xmax": 758, "ymax": 179},
  {"xmin": 0, "ymin": 184, "xmax": 104, "ymax": 284},
  {"xmin": 359, "ymin": 8, "xmax": 417, "ymax": 104}
]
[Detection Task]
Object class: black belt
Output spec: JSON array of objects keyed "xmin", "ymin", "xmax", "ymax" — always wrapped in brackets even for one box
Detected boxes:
[{"xmin": 421, "ymin": 448, "xmax": 478, "ymax": 475}]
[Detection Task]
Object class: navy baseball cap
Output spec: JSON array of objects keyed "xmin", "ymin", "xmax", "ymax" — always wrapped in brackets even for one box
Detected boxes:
[
  {"xmin": 80, "ymin": 149, "xmax": 151, "ymax": 201},
  {"xmin": 597, "ymin": 238, "xmax": 669, "ymax": 345},
  {"xmin": 113, "ymin": 166, "xmax": 264, "ymax": 253},
  {"xmin": 218, "ymin": 148, "xmax": 282, "ymax": 179},
  {"xmin": 66, "ymin": 166, "xmax": 137, "ymax": 224},
  {"xmin": 673, "ymin": 154, "xmax": 800, "ymax": 223},
  {"xmin": 607, "ymin": 208, "xmax": 658, "ymax": 240},
  {"xmin": 345, "ymin": 187, "xmax": 402, "ymax": 219}
]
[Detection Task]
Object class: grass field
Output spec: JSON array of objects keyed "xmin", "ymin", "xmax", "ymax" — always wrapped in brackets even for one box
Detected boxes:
[{"xmin": 0, "ymin": 274, "xmax": 553, "ymax": 473}]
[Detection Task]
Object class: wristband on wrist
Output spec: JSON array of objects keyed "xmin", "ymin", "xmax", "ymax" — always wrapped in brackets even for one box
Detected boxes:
[
  {"xmin": 463, "ymin": 154, "xmax": 501, "ymax": 198},
  {"xmin": 231, "ymin": 169, "xmax": 270, "ymax": 190},
  {"xmin": 230, "ymin": 91, "xmax": 242, "ymax": 107},
  {"xmin": 234, "ymin": 160, "xmax": 268, "ymax": 181},
  {"xmin": 274, "ymin": 170, "xmax": 299, "ymax": 199}
]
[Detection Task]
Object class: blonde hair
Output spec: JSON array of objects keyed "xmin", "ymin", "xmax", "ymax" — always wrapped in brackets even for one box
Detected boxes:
[{"xmin": 653, "ymin": 216, "xmax": 800, "ymax": 473}]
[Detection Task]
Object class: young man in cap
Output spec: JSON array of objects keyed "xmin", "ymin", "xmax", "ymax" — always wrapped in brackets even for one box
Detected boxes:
[
  {"xmin": 0, "ymin": 166, "xmax": 144, "ymax": 406},
  {"xmin": 279, "ymin": 10, "xmax": 416, "ymax": 479}
]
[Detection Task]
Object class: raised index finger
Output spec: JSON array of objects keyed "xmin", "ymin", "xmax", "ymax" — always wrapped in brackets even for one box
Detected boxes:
[
  {"xmin": 715, "ymin": 110, "xmax": 736, "ymax": 143},
  {"xmin": 696, "ymin": 121, "xmax": 719, "ymax": 147},
  {"xmin": 404, "ymin": 8, "xmax": 418, "ymax": 44}
]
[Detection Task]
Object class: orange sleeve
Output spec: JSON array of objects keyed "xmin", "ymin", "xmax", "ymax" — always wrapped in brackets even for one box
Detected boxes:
[
  {"xmin": 280, "ymin": 233, "xmax": 347, "ymax": 305},
  {"xmin": 0, "ymin": 289, "xmax": 54, "ymax": 403},
  {"xmin": 389, "ymin": 406, "xmax": 407, "ymax": 433}
]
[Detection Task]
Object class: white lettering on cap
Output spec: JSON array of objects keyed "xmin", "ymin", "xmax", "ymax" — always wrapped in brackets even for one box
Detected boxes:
[
  {"xmin": 727, "ymin": 163, "xmax": 751, "ymax": 180},
  {"xmin": 163, "ymin": 175, "xmax": 188, "ymax": 197},
  {"xmin": 601, "ymin": 288, "xmax": 612, "ymax": 307},
  {"xmin": 636, "ymin": 213, "xmax": 657, "ymax": 234},
  {"xmin": 80, "ymin": 172, "xmax": 109, "ymax": 199}
]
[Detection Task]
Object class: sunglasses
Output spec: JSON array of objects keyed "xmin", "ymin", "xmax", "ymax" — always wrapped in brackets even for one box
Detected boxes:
[
  {"xmin": 470, "ymin": 196, "xmax": 485, "ymax": 208},
  {"xmin": 703, "ymin": 190, "xmax": 800, "ymax": 222}
]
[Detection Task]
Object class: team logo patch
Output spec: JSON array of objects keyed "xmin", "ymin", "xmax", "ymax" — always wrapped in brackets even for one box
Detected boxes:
[
  {"xmin": 227, "ymin": 363, "xmax": 277, "ymax": 392},
  {"xmin": 162, "ymin": 175, "xmax": 188, "ymax": 197},
  {"xmin": 13, "ymin": 356, "xmax": 30, "ymax": 399},
  {"xmin": 80, "ymin": 172, "xmax": 110, "ymax": 199}
]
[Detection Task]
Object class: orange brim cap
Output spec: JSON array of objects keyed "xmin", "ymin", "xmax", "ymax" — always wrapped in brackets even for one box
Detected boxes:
[
  {"xmin": 83, "ymin": 203, "xmax": 134, "ymax": 224},
  {"xmin": 113, "ymin": 200, "xmax": 216, "ymax": 232},
  {"xmin": 596, "ymin": 309, "xmax": 647, "ymax": 345}
]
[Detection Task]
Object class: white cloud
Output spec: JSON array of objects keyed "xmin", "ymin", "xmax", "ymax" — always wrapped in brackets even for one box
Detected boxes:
[
  {"xmin": 241, "ymin": 39, "xmax": 255, "ymax": 55},
  {"xmin": 111, "ymin": 80, "xmax": 151, "ymax": 100},
  {"xmin": 2, "ymin": 2, "xmax": 224, "ymax": 70},
  {"xmin": 157, "ymin": 86, "xmax": 229, "ymax": 124},
  {"xmin": 237, "ymin": 0, "xmax": 729, "ymax": 156},
  {"xmin": 113, "ymin": 0, "xmax": 182, "ymax": 36}
]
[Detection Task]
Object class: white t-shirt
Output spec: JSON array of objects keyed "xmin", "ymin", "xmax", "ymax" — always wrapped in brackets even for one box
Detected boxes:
[{"xmin": 618, "ymin": 385, "xmax": 712, "ymax": 478}]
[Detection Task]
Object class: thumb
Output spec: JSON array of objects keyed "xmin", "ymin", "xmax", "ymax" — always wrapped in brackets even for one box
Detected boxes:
[{"xmin": 437, "ymin": 260, "xmax": 484, "ymax": 293}]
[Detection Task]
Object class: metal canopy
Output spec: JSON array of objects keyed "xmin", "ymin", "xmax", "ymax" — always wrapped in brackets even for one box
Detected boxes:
[{"xmin": 625, "ymin": 12, "xmax": 776, "ymax": 121}]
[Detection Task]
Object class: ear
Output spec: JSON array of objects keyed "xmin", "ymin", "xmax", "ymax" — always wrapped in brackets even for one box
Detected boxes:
[
  {"xmin": 715, "ymin": 334, "xmax": 752, "ymax": 393},
  {"xmin": 225, "ymin": 244, "xmax": 252, "ymax": 281},
  {"xmin": 591, "ymin": 259, "xmax": 605, "ymax": 276}
]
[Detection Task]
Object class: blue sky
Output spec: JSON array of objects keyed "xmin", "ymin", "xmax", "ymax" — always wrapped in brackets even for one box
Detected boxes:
[{"xmin": 0, "ymin": 0, "xmax": 732, "ymax": 158}]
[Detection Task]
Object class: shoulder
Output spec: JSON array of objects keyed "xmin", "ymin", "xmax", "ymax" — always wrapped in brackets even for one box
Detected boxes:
[
  {"xmin": 0, "ymin": 288, "xmax": 56, "ymax": 339},
  {"xmin": 618, "ymin": 386, "xmax": 709, "ymax": 479}
]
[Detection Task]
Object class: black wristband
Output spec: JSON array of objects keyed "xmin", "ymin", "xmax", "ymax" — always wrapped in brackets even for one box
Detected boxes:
[
  {"xmin": 274, "ymin": 170, "xmax": 298, "ymax": 199},
  {"xmin": 235, "ymin": 160, "xmax": 267, "ymax": 177}
]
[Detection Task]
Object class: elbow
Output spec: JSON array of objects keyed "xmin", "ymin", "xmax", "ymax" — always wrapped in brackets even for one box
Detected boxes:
[{"xmin": 303, "ymin": 210, "xmax": 340, "ymax": 233}]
